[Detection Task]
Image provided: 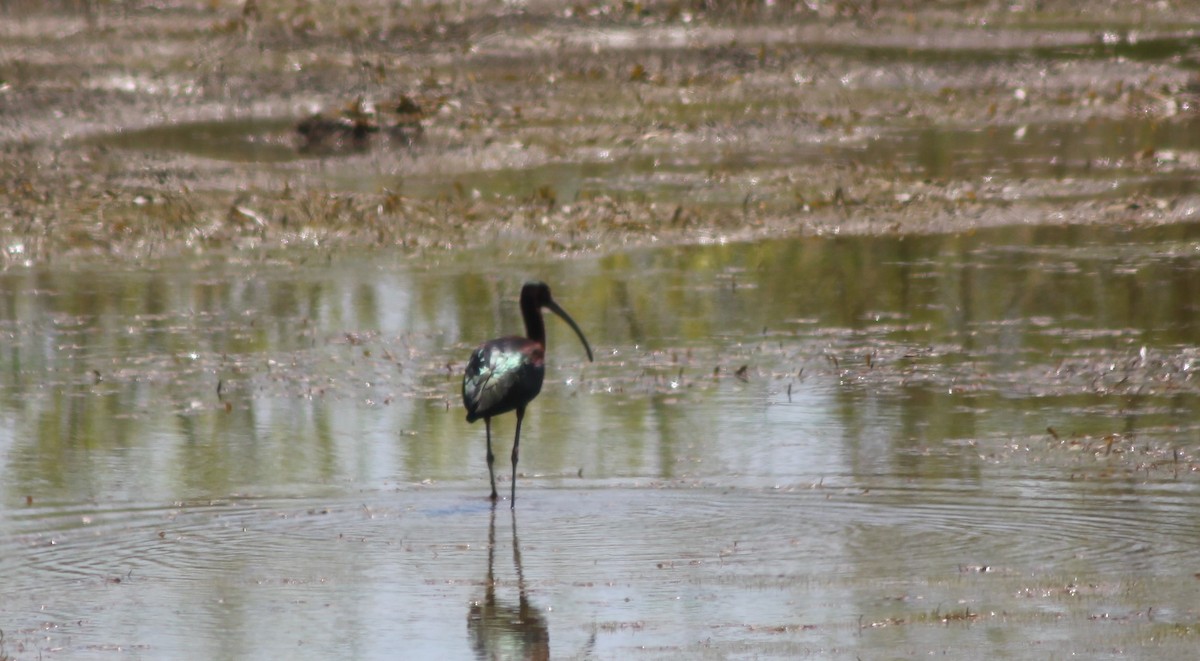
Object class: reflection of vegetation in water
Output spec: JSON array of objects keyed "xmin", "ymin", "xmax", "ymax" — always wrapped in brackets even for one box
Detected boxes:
[
  {"xmin": 0, "ymin": 223, "xmax": 1197, "ymax": 506},
  {"xmin": 871, "ymin": 116, "xmax": 1200, "ymax": 183},
  {"xmin": 91, "ymin": 119, "xmax": 300, "ymax": 164},
  {"xmin": 88, "ymin": 113, "xmax": 1200, "ymax": 207}
]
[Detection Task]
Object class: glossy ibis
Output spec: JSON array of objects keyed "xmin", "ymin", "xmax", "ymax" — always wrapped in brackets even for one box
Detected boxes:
[{"xmin": 462, "ymin": 282, "xmax": 594, "ymax": 506}]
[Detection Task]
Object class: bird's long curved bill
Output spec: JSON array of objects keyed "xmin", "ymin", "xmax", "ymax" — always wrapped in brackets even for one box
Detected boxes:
[{"xmin": 546, "ymin": 300, "xmax": 594, "ymax": 362}]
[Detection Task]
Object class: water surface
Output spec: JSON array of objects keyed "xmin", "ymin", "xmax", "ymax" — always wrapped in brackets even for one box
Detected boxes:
[
  {"xmin": 1, "ymin": 223, "xmax": 1199, "ymax": 658},
  {"xmin": 94, "ymin": 114, "xmax": 1200, "ymax": 206}
]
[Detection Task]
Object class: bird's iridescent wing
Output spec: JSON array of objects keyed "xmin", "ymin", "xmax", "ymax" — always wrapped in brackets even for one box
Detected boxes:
[{"xmin": 463, "ymin": 340, "xmax": 536, "ymax": 421}]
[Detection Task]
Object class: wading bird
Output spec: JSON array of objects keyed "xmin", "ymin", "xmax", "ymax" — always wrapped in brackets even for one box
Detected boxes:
[{"xmin": 463, "ymin": 282, "xmax": 594, "ymax": 506}]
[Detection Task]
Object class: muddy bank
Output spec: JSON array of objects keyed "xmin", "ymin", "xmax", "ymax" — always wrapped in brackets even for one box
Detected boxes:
[{"xmin": 3, "ymin": 0, "xmax": 1200, "ymax": 263}]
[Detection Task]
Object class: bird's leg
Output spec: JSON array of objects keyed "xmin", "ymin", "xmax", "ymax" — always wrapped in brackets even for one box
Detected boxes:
[
  {"xmin": 510, "ymin": 406, "xmax": 525, "ymax": 508},
  {"xmin": 485, "ymin": 418, "xmax": 498, "ymax": 501}
]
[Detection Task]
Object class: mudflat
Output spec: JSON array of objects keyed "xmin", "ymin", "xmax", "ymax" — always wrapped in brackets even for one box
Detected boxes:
[{"xmin": 2, "ymin": 0, "xmax": 1199, "ymax": 262}]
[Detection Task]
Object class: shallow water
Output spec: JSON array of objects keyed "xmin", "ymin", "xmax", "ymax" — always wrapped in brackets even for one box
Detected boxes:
[
  {"xmin": 93, "ymin": 114, "xmax": 1200, "ymax": 207},
  {"xmin": 1, "ymin": 222, "xmax": 1199, "ymax": 659}
]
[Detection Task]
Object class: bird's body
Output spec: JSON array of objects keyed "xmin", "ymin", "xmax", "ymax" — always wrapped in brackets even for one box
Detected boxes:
[
  {"xmin": 462, "ymin": 282, "xmax": 593, "ymax": 506},
  {"xmin": 463, "ymin": 337, "xmax": 544, "ymax": 423}
]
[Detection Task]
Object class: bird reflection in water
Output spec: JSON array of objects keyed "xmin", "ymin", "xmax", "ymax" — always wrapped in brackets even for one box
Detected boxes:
[{"xmin": 467, "ymin": 504, "xmax": 549, "ymax": 661}]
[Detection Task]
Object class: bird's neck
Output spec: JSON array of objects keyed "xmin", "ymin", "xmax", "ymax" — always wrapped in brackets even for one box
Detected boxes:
[{"xmin": 521, "ymin": 300, "xmax": 546, "ymax": 347}]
